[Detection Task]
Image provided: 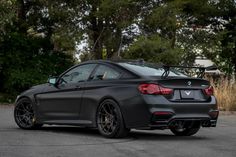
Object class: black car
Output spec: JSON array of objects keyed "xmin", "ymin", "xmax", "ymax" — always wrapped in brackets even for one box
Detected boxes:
[{"xmin": 14, "ymin": 60, "xmax": 218, "ymax": 138}]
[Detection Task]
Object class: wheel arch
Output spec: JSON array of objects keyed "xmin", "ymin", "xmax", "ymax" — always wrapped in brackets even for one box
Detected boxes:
[
  {"xmin": 15, "ymin": 96, "xmax": 32, "ymax": 104},
  {"xmin": 95, "ymin": 96, "xmax": 127, "ymax": 128}
]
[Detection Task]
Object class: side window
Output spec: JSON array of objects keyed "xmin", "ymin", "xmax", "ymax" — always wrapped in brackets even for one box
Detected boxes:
[
  {"xmin": 60, "ymin": 64, "xmax": 96, "ymax": 84},
  {"xmin": 92, "ymin": 65, "xmax": 121, "ymax": 80}
]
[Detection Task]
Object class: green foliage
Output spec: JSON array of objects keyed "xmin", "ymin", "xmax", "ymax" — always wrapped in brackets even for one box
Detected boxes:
[
  {"xmin": 142, "ymin": 0, "xmax": 183, "ymax": 35},
  {"xmin": 0, "ymin": 32, "xmax": 74, "ymax": 96},
  {"xmin": 0, "ymin": 0, "xmax": 76, "ymax": 101},
  {"xmin": 1, "ymin": 0, "xmax": 236, "ymax": 103},
  {"xmin": 0, "ymin": 0, "xmax": 16, "ymax": 39},
  {"xmin": 192, "ymin": 0, "xmax": 236, "ymax": 74},
  {"xmin": 124, "ymin": 35, "xmax": 183, "ymax": 65}
]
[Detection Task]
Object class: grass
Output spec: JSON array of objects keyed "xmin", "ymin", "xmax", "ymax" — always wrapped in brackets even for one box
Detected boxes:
[{"xmin": 210, "ymin": 78, "xmax": 236, "ymax": 111}]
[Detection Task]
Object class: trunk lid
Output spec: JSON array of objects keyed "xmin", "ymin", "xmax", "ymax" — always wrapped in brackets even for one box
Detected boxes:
[
  {"xmin": 157, "ymin": 77, "xmax": 210, "ymax": 89},
  {"xmin": 155, "ymin": 77, "xmax": 211, "ymax": 102}
]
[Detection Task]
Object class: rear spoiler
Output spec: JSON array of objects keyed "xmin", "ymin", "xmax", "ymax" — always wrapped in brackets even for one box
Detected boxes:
[{"xmin": 161, "ymin": 65, "xmax": 218, "ymax": 79}]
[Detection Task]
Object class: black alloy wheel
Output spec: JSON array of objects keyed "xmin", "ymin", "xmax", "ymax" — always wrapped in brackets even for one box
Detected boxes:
[
  {"xmin": 97, "ymin": 99, "xmax": 130, "ymax": 138},
  {"xmin": 14, "ymin": 98, "xmax": 42, "ymax": 129}
]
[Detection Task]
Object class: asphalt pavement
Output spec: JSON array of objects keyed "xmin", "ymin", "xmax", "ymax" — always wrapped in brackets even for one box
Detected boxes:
[{"xmin": 0, "ymin": 105, "xmax": 236, "ymax": 157}]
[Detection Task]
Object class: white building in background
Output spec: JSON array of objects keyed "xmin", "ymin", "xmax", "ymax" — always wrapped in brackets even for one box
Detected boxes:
[
  {"xmin": 195, "ymin": 56, "xmax": 236, "ymax": 84},
  {"xmin": 194, "ymin": 56, "xmax": 223, "ymax": 75}
]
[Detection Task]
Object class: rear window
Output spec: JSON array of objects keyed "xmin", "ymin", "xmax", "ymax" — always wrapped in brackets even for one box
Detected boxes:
[{"xmin": 118, "ymin": 63, "xmax": 187, "ymax": 77}]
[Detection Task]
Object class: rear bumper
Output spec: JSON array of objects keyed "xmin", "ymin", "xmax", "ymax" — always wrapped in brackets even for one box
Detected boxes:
[
  {"xmin": 149, "ymin": 117, "xmax": 218, "ymax": 129},
  {"xmin": 121, "ymin": 94, "xmax": 218, "ymax": 129},
  {"xmin": 144, "ymin": 95, "xmax": 218, "ymax": 129}
]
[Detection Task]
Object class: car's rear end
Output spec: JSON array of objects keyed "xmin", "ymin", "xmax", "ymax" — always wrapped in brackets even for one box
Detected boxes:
[
  {"xmin": 138, "ymin": 78, "xmax": 218, "ymax": 129},
  {"xmin": 119, "ymin": 62, "xmax": 218, "ymax": 136}
]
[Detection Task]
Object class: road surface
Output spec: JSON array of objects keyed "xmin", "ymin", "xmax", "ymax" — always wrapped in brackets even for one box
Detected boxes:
[{"xmin": 0, "ymin": 105, "xmax": 236, "ymax": 157}]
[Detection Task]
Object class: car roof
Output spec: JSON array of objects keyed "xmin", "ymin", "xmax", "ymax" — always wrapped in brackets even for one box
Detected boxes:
[
  {"xmin": 82, "ymin": 59, "xmax": 146, "ymax": 77},
  {"xmin": 83, "ymin": 59, "xmax": 162, "ymax": 66}
]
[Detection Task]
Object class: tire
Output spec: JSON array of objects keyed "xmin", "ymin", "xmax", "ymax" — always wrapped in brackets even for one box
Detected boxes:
[
  {"xmin": 14, "ymin": 98, "xmax": 43, "ymax": 129},
  {"xmin": 170, "ymin": 121, "xmax": 200, "ymax": 136},
  {"xmin": 96, "ymin": 99, "xmax": 130, "ymax": 138}
]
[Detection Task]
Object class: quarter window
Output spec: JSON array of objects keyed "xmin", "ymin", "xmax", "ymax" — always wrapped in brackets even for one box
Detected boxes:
[{"xmin": 92, "ymin": 65, "xmax": 121, "ymax": 80}]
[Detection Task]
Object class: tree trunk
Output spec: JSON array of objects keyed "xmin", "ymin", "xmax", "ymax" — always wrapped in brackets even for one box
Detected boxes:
[
  {"xmin": 106, "ymin": 28, "xmax": 122, "ymax": 59},
  {"xmin": 112, "ymin": 28, "xmax": 122, "ymax": 59},
  {"xmin": 17, "ymin": 0, "xmax": 27, "ymax": 33},
  {"xmin": 91, "ymin": 3, "xmax": 103, "ymax": 59},
  {"xmin": 171, "ymin": 28, "xmax": 176, "ymax": 48}
]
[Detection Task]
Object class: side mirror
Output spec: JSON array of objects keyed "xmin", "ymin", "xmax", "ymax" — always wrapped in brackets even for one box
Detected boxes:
[{"xmin": 47, "ymin": 77, "xmax": 58, "ymax": 85}]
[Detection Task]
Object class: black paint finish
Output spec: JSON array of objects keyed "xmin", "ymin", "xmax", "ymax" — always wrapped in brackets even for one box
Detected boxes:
[{"xmin": 15, "ymin": 60, "xmax": 218, "ymax": 129}]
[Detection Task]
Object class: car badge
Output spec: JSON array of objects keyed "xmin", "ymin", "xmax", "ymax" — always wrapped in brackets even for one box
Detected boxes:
[
  {"xmin": 185, "ymin": 91, "xmax": 191, "ymax": 96},
  {"xmin": 187, "ymin": 81, "xmax": 192, "ymax": 86}
]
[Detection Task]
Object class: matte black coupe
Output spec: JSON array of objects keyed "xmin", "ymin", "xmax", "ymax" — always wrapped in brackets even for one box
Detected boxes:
[{"xmin": 14, "ymin": 60, "xmax": 218, "ymax": 138}]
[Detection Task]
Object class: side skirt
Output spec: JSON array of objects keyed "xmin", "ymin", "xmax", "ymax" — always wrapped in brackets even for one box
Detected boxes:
[{"xmin": 42, "ymin": 120, "xmax": 94, "ymax": 126}]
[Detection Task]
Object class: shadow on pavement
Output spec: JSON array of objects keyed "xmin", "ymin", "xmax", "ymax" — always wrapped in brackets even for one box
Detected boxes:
[
  {"xmin": 38, "ymin": 126, "xmax": 101, "ymax": 137},
  {"xmin": 130, "ymin": 130, "xmax": 208, "ymax": 141},
  {"xmin": 30, "ymin": 126, "xmax": 209, "ymax": 141}
]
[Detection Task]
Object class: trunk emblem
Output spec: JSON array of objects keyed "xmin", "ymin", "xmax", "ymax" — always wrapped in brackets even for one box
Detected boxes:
[
  {"xmin": 185, "ymin": 91, "xmax": 191, "ymax": 95},
  {"xmin": 187, "ymin": 81, "xmax": 192, "ymax": 86}
]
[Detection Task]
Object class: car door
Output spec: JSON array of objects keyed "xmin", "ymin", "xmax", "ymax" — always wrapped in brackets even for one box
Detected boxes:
[
  {"xmin": 79, "ymin": 64, "xmax": 122, "ymax": 123},
  {"xmin": 35, "ymin": 63, "xmax": 97, "ymax": 122}
]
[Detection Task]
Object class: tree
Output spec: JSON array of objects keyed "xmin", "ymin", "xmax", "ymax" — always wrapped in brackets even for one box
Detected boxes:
[
  {"xmin": 124, "ymin": 35, "xmax": 183, "ymax": 65},
  {"xmin": 184, "ymin": 0, "xmax": 236, "ymax": 75},
  {"xmin": 214, "ymin": 0, "xmax": 236, "ymax": 75},
  {"xmin": 0, "ymin": 0, "xmax": 75, "ymax": 97},
  {"xmin": 78, "ymin": 0, "xmax": 145, "ymax": 59},
  {"xmin": 124, "ymin": 0, "xmax": 186, "ymax": 65},
  {"xmin": 1, "ymin": 0, "xmax": 236, "ymax": 101}
]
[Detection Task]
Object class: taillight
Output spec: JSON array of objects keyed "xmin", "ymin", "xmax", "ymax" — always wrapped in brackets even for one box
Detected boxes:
[
  {"xmin": 204, "ymin": 86, "xmax": 214, "ymax": 96},
  {"xmin": 138, "ymin": 83, "xmax": 173, "ymax": 95}
]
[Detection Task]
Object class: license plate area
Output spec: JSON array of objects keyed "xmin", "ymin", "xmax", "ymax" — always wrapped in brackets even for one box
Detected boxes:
[{"xmin": 180, "ymin": 90, "xmax": 195, "ymax": 99}]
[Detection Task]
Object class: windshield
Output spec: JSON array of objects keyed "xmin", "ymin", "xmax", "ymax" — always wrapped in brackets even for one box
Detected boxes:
[{"xmin": 119, "ymin": 62, "xmax": 187, "ymax": 77}]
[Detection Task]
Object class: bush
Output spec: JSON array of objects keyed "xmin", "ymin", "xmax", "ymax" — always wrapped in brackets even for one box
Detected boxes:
[
  {"xmin": 210, "ymin": 78, "xmax": 236, "ymax": 111},
  {"xmin": 0, "ymin": 32, "xmax": 74, "ymax": 100}
]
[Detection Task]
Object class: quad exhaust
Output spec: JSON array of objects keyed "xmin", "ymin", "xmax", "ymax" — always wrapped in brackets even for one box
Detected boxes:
[
  {"xmin": 168, "ymin": 119, "xmax": 212, "ymax": 128},
  {"xmin": 201, "ymin": 120, "xmax": 211, "ymax": 127},
  {"xmin": 169, "ymin": 120, "xmax": 185, "ymax": 128}
]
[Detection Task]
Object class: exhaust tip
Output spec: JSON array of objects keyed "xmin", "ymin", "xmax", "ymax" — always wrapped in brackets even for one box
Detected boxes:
[{"xmin": 201, "ymin": 120, "xmax": 211, "ymax": 127}]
